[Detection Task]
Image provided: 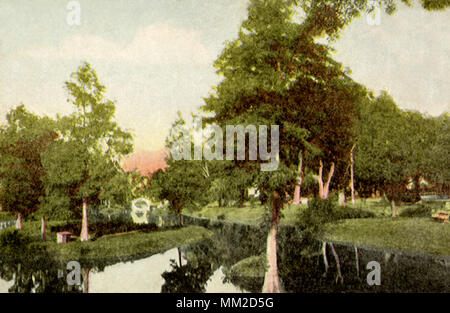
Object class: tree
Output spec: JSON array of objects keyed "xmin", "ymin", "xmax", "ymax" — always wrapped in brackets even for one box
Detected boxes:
[
  {"xmin": 151, "ymin": 115, "xmax": 210, "ymax": 225},
  {"xmin": 428, "ymin": 114, "xmax": 450, "ymax": 193},
  {"xmin": 41, "ymin": 62, "xmax": 133, "ymax": 240},
  {"xmin": 0, "ymin": 105, "xmax": 57, "ymax": 229},
  {"xmin": 353, "ymin": 92, "xmax": 439, "ymax": 216},
  {"xmin": 151, "ymin": 158, "xmax": 210, "ymax": 226},
  {"xmin": 201, "ymin": 0, "xmax": 369, "ymax": 292},
  {"xmin": 207, "ymin": 161, "xmax": 255, "ymax": 208}
]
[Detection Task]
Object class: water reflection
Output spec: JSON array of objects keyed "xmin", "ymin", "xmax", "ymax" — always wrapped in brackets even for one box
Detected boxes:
[{"xmin": 86, "ymin": 245, "xmax": 246, "ymax": 293}]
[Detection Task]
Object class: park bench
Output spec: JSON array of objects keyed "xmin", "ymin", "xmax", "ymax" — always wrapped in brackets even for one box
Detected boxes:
[{"xmin": 432, "ymin": 211, "xmax": 449, "ymax": 223}]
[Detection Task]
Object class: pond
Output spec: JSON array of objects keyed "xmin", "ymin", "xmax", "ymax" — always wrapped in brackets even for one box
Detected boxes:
[
  {"xmin": 0, "ymin": 246, "xmax": 246, "ymax": 293},
  {"xmin": 0, "ymin": 219, "xmax": 449, "ymax": 293}
]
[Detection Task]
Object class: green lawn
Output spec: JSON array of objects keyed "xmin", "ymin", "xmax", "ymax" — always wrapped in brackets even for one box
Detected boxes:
[
  {"xmin": 322, "ymin": 217, "xmax": 450, "ymax": 256},
  {"xmin": 1, "ymin": 220, "xmax": 213, "ymax": 262}
]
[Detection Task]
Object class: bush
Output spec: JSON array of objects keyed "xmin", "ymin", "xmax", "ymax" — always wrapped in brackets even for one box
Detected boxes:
[
  {"xmin": 297, "ymin": 198, "xmax": 375, "ymax": 231},
  {"xmin": 51, "ymin": 221, "xmax": 158, "ymax": 240},
  {"xmin": 400, "ymin": 204, "xmax": 432, "ymax": 217},
  {"xmin": 0, "ymin": 229, "xmax": 31, "ymax": 250},
  {"xmin": 217, "ymin": 214, "xmax": 226, "ymax": 221}
]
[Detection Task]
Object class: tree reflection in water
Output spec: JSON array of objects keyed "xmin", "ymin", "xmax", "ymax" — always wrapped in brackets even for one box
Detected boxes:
[{"xmin": 0, "ymin": 230, "xmax": 83, "ymax": 293}]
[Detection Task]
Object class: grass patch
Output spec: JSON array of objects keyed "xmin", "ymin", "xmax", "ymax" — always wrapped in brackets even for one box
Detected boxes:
[
  {"xmin": 322, "ymin": 217, "xmax": 450, "ymax": 256},
  {"xmin": 0, "ymin": 220, "xmax": 213, "ymax": 263}
]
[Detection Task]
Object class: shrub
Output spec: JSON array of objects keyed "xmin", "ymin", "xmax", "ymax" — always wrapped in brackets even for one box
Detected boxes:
[
  {"xmin": 51, "ymin": 221, "xmax": 158, "ymax": 239},
  {"xmin": 400, "ymin": 204, "xmax": 432, "ymax": 217},
  {"xmin": 217, "ymin": 214, "xmax": 226, "ymax": 221},
  {"xmin": 0, "ymin": 229, "xmax": 46, "ymax": 261},
  {"xmin": 297, "ymin": 198, "xmax": 375, "ymax": 231}
]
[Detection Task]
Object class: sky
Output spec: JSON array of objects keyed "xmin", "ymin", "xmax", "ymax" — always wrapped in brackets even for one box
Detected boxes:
[{"xmin": 0, "ymin": 0, "xmax": 449, "ymax": 152}]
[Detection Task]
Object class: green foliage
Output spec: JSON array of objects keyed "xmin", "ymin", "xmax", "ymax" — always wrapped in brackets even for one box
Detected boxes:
[
  {"xmin": 217, "ymin": 213, "xmax": 226, "ymax": 221},
  {"xmin": 152, "ymin": 159, "xmax": 210, "ymax": 215},
  {"xmin": 399, "ymin": 204, "xmax": 432, "ymax": 218},
  {"xmin": 0, "ymin": 105, "xmax": 56, "ymax": 218},
  {"xmin": 0, "ymin": 211, "xmax": 16, "ymax": 222},
  {"xmin": 355, "ymin": 93, "xmax": 449, "ymax": 202},
  {"xmin": 29, "ymin": 201, "xmax": 76, "ymax": 222},
  {"xmin": 297, "ymin": 198, "xmax": 375, "ymax": 231},
  {"xmin": 51, "ymin": 221, "xmax": 158, "ymax": 240},
  {"xmin": 399, "ymin": 201, "xmax": 445, "ymax": 217},
  {"xmin": 0, "ymin": 229, "xmax": 31, "ymax": 254},
  {"xmin": 229, "ymin": 254, "xmax": 267, "ymax": 279},
  {"xmin": 200, "ymin": 0, "xmax": 368, "ymax": 207},
  {"xmin": 161, "ymin": 258, "xmax": 213, "ymax": 293},
  {"xmin": 152, "ymin": 114, "xmax": 211, "ymax": 216}
]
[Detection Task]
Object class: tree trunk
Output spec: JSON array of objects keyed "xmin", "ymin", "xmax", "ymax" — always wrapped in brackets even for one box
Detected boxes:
[
  {"xmin": 178, "ymin": 247, "xmax": 187, "ymax": 266},
  {"xmin": 317, "ymin": 160, "xmax": 324, "ymax": 199},
  {"xmin": 322, "ymin": 241, "xmax": 329, "ymax": 275},
  {"xmin": 391, "ymin": 199, "xmax": 398, "ymax": 218},
  {"xmin": 329, "ymin": 242, "xmax": 344, "ymax": 284},
  {"xmin": 41, "ymin": 216, "xmax": 47, "ymax": 242},
  {"xmin": 338, "ymin": 191, "xmax": 346, "ymax": 206},
  {"xmin": 263, "ymin": 190, "xmax": 282, "ymax": 293},
  {"xmin": 82, "ymin": 268, "xmax": 90, "ymax": 293},
  {"xmin": 80, "ymin": 198, "xmax": 89, "ymax": 242},
  {"xmin": 16, "ymin": 213, "xmax": 22, "ymax": 230},
  {"xmin": 354, "ymin": 246, "xmax": 360, "ymax": 279},
  {"xmin": 350, "ymin": 144, "xmax": 356, "ymax": 206},
  {"xmin": 179, "ymin": 212, "xmax": 184, "ymax": 226},
  {"xmin": 293, "ymin": 152, "xmax": 303, "ymax": 205},
  {"xmin": 316, "ymin": 160, "xmax": 335, "ymax": 200},
  {"xmin": 323, "ymin": 162, "xmax": 335, "ymax": 199},
  {"xmin": 240, "ymin": 189, "xmax": 246, "ymax": 208}
]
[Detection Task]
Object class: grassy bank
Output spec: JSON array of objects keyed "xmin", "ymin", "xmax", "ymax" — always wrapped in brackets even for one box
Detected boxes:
[
  {"xmin": 322, "ymin": 217, "xmax": 450, "ymax": 256},
  {"xmin": 1, "ymin": 220, "xmax": 213, "ymax": 262},
  {"xmin": 46, "ymin": 225, "xmax": 213, "ymax": 262}
]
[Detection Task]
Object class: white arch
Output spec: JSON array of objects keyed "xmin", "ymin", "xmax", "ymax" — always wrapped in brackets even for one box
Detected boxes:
[{"xmin": 131, "ymin": 198, "xmax": 152, "ymax": 224}]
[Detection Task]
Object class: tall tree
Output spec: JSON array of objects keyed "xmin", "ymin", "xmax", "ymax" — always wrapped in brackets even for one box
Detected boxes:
[
  {"xmin": 41, "ymin": 62, "xmax": 133, "ymax": 240},
  {"xmin": 201, "ymin": 0, "xmax": 368, "ymax": 292},
  {"xmin": 353, "ymin": 92, "xmax": 432, "ymax": 216}
]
